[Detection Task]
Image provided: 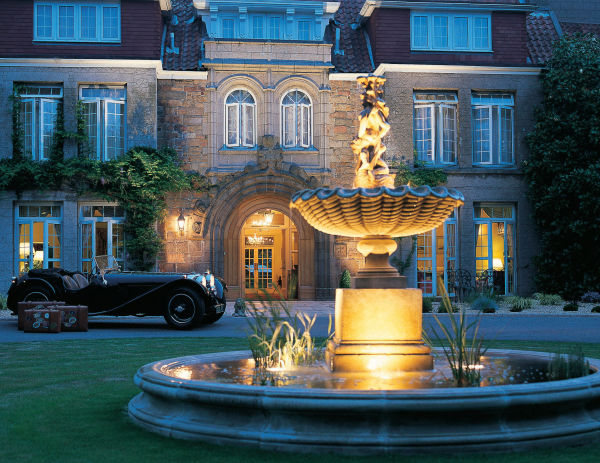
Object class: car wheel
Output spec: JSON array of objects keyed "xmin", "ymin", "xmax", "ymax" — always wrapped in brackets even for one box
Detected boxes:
[
  {"xmin": 20, "ymin": 285, "xmax": 53, "ymax": 303},
  {"xmin": 164, "ymin": 287, "xmax": 205, "ymax": 330},
  {"xmin": 201, "ymin": 311, "xmax": 224, "ymax": 325}
]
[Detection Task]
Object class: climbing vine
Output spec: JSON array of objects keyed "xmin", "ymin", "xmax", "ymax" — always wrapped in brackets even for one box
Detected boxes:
[{"xmin": 391, "ymin": 160, "xmax": 448, "ymax": 188}]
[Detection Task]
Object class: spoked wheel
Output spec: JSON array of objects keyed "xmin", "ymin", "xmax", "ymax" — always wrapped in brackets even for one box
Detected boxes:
[{"xmin": 163, "ymin": 287, "xmax": 205, "ymax": 330}]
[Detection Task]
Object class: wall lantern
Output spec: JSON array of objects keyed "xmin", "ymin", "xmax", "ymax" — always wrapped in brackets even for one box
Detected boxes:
[{"xmin": 177, "ymin": 211, "xmax": 186, "ymax": 235}]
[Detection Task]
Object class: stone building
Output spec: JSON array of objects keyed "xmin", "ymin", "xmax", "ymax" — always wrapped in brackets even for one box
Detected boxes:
[{"xmin": 0, "ymin": 0, "xmax": 596, "ymax": 299}]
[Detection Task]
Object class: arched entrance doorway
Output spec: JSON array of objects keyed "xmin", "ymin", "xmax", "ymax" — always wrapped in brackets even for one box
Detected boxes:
[{"xmin": 240, "ymin": 209, "xmax": 298, "ymax": 299}]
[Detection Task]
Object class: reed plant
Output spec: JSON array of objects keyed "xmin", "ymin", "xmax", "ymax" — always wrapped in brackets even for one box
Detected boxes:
[
  {"xmin": 246, "ymin": 288, "xmax": 332, "ymax": 382},
  {"xmin": 548, "ymin": 346, "xmax": 590, "ymax": 380},
  {"xmin": 424, "ymin": 279, "xmax": 488, "ymax": 387}
]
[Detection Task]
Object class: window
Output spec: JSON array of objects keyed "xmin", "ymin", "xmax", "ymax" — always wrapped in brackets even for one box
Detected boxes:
[
  {"xmin": 298, "ymin": 20, "xmax": 311, "ymax": 41},
  {"xmin": 16, "ymin": 205, "xmax": 62, "ymax": 274},
  {"xmin": 411, "ymin": 12, "xmax": 491, "ymax": 52},
  {"xmin": 416, "ymin": 212, "xmax": 457, "ymax": 297},
  {"xmin": 80, "ymin": 204, "xmax": 125, "ymax": 273},
  {"xmin": 268, "ymin": 16, "xmax": 282, "ymax": 39},
  {"xmin": 281, "ymin": 90, "xmax": 312, "ymax": 149},
  {"xmin": 474, "ymin": 204, "xmax": 515, "ymax": 295},
  {"xmin": 413, "ymin": 92, "xmax": 457, "ymax": 165},
  {"xmin": 225, "ymin": 90, "xmax": 256, "ymax": 148},
  {"xmin": 252, "ymin": 16, "xmax": 264, "ymax": 39},
  {"xmin": 18, "ymin": 85, "xmax": 63, "ymax": 161},
  {"xmin": 80, "ymin": 86, "xmax": 126, "ymax": 161},
  {"xmin": 222, "ymin": 18, "xmax": 235, "ymax": 38},
  {"xmin": 471, "ymin": 93, "xmax": 514, "ymax": 166},
  {"xmin": 34, "ymin": 2, "xmax": 120, "ymax": 42}
]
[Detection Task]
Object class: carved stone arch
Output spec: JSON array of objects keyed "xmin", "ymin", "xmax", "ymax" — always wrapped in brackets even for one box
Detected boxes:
[{"xmin": 204, "ymin": 169, "xmax": 328, "ymax": 300}]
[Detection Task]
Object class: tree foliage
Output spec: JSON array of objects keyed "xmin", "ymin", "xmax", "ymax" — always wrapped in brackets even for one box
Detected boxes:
[{"xmin": 525, "ymin": 34, "xmax": 600, "ymax": 299}]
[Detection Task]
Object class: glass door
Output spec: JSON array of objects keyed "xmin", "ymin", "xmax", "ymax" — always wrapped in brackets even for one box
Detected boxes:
[
  {"xmin": 80, "ymin": 205, "xmax": 124, "ymax": 272},
  {"xmin": 244, "ymin": 247, "xmax": 273, "ymax": 292}
]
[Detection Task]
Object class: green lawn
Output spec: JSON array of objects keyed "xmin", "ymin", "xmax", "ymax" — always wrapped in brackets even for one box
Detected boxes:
[{"xmin": 1, "ymin": 338, "xmax": 599, "ymax": 463}]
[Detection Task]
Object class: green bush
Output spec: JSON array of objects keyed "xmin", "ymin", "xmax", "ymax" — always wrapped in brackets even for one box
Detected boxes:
[
  {"xmin": 339, "ymin": 270, "xmax": 351, "ymax": 289},
  {"xmin": 422, "ymin": 297, "xmax": 433, "ymax": 313},
  {"xmin": 0, "ymin": 293, "xmax": 6, "ymax": 310},
  {"xmin": 533, "ymin": 293, "xmax": 563, "ymax": 305},
  {"xmin": 506, "ymin": 296, "xmax": 534, "ymax": 312},
  {"xmin": 563, "ymin": 302, "xmax": 579, "ymax": 312},
  {"xmin": 591, "ymin": 306, "xmax": 600, "ymax": 313},
  {"xmin": 525, "ymin": 34, "xmax": 600, "ymax": 299},
  {"xmin": 471, "ymin": 295, "xmax": 498, "ymax": 312}
]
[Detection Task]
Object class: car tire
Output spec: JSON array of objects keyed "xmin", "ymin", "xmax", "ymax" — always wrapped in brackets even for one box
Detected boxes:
[
  {"xmin": 20, "ymin": 284, "xmax": 53, "ymax": 303},
  {"xmin": 201, "ymin": 311, "xmax": 224, "ymax": 325},
  {"xmin": 164, "ymin": 287, "xmax": 205, "ymax": 330}
]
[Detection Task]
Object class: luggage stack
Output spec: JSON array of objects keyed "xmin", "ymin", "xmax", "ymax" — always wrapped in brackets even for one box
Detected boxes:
[{"xmin": 18, "ymin": 301, "xmax": 89, "ymax": 333}]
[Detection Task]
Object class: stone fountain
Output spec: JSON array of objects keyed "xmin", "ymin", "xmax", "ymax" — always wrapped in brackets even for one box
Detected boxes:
[
  {"xmin": 128, "ymin": 77, "xmax": 600, "ymax": 454},
  {"xmin": 291, "ymin": 76, "xmax": 463, "ymax": 373}
]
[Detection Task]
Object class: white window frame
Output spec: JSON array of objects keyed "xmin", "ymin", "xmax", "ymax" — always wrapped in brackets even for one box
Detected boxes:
[
  {"xmin": 416, "ymin": 213, "xmax": 458, "ymax": 297},
  {"xmin": 224, "ymin": 89, "xmax": 256, "ymax": 148},
  {"xmin": 473, "ymin": 204, "xmax": 516, "ymax": 295},
  {"xmin": 79, "ymin": 204, "xmax": 125, "ymax": 273},
  {"xmin": 79, "ymin": 85, "xmax": 127, "ymax": 161},
  {"xmin": 267, "ymin": 15, "xmax": 283, "ymax": 40},
  {"xmin": 34, "ymin": 2, "xmax": 121, "ymax": 43},
  {"xmin": 220, "ymin": 15, "xmax": 236, "ymax": 38},
  {"xmin": 297, "ymin": 17, "xmax": 312, "ymax": 41},
  {"xmin": 410, "ymin": 11, "xmax": 491, "ymax": 52},
  {"xmin": 413, "ymin": 92, "xmax": 458, "ymax": 165},
  {"xmin": 19, "ymin": 85, "xmax": 63, "ymax": 161},
  {"xmin": 471, "ymin": 93, "xmax": 515, "ymax": 166},
  {"xmin": 281, "ymin": 90, "xmax": 313, "ymax": 149},
  {"xmin": 15, "ymin": 204, "xmax": 62, "ymax": 274}
]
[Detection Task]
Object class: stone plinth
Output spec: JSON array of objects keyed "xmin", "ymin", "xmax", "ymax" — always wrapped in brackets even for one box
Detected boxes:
[{"xmin": 326, "ymin": 288, "xmax": 433, "ymax": 372}]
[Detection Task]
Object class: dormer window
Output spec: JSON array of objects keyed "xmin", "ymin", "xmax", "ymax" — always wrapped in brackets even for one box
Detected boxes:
[
  {"xmin": 411, "ymin": 12, "xmax": 491, "ymax": 52},
  {"xmin": 34, "ymin": 2, "xmax": 121, "ymax": 43}
]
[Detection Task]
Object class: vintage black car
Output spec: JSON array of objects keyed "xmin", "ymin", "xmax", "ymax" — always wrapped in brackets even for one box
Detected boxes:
[{"xmin": 7, "ymin": 260, "xmax": 227, "ymax": 329}]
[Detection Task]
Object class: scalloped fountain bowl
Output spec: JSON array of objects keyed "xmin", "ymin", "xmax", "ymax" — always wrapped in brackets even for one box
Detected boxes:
[
  {"xmin": 128, "ymin": 349, "xmax": 600, "ymax": 454},
  {"xmin": 290, "ymin": 185, "xmax": 465, "ymax": 238}
]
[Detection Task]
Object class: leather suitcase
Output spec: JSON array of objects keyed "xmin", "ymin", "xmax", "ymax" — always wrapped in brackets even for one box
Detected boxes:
[
  {"xmin": 18, "ymin": 301, "xmax": 65, "ymax": 331},
  {"xmin": 23, "ymin": 308, "xmax": 62, "ymax": 333},
  {"xmin": 51, "ymin": 305, "xmax": 88, "ymax": 332}
]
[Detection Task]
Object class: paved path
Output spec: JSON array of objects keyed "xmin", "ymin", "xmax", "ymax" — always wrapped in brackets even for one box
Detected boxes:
[{"xmin": 2, "ymin": 301, "xmax": 600, "ymax": 343}]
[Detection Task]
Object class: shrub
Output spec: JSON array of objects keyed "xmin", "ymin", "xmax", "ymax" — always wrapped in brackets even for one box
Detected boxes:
[
  {"xmin": 533, "ymin": 293, "xmax": 562, "ymax": 305},
  {"xmin": 470, "ymin": 295, "xmax": 498, "ymax": 312},
  {"xmin": 591, "ymin": 306, "xmax": 600, "ymax": 313},
  {"xmin": 563, "ymin": 302, "xmax": 579, "ymax": 312},
  {"xmin": 482, "ymin": 308, "xmax": 496, "ymax": 314},
  {"xmin": 422, "ymin": 297, "xmax": 433, "ymax": 313},
  {"xmin": 506, "ymin": 296, "xmax": 533, "ymax": 312},
  {"xmin": 339, "ymin": 270, "xmax": 351, "ymax": 289},
  {"xmin": 0, "ymin": 293, "xmax": 6, "ymax": 310},
  {"xmin": 581, "ymin": 291, "xmax": 600, "ymax": 303}
]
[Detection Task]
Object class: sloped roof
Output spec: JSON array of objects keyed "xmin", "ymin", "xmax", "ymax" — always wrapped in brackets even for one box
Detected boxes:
[
  {"xmin": 162, "ymin": 0, "xmax": 202, "ymax": 71},
  {"xmin": 332, "ymin": 0, "xmax": 373, "ymax": 73},
  {"xmin": 526, "ymin": 13, "xmax": 559, "ymax": 65}
]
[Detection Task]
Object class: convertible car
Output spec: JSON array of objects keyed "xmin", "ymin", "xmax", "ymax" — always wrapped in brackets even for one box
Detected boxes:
[{"xmin": 7, "ymin": 258, "xmax": 227, "ymax": 330}]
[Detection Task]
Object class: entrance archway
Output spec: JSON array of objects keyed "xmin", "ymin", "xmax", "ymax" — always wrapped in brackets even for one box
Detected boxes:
[{"xmin": 240, "ymin": 209, "xmax": 298, "ymax": 299}]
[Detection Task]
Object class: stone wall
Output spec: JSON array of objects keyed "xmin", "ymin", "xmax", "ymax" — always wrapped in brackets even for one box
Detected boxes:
[
  {"xmin": 157, "ymin": 78, "xmax": 210, "ymax": 173},
  {"xmin": 0, "ymin": 64, "xmax": 157, "ymax": 157}
]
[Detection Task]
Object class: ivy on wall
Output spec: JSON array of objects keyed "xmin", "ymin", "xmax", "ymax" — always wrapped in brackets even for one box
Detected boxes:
[{"xmin": 5, "ymin": 87, "xmax": 208, "ymax": 271}]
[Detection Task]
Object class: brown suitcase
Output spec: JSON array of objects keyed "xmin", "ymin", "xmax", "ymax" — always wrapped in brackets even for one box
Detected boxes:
[
  {"xmin": 23, "ymin": 308, "xmax": 62, "ymax": 333},
  {"xmin": 17, "ymin": 301, "xmax": 65, "ymax": 331},
  {"xmin": 51, "ymin": 305, "xmax": 88, "ymax": 332}
]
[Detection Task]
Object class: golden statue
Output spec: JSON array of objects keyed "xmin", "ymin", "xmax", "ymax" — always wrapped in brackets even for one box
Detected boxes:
[{"xmin": 351, "ymin": 76, "xmax": 395, "ymax": 189}]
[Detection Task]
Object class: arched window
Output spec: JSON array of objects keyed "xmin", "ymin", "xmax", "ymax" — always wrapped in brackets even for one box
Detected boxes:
[
  {"xmin": 281, "ymin": 90, "xmax": 312, "ymax": 148},
  {"xmin": 225, "ymin": 90, "xmax": 256, "ymax": 148}
]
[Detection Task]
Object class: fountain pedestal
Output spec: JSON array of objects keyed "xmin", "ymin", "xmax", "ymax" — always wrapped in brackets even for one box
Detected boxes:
[{"xmin": 327, "ymin": 288, "xmax": 433, "ymax": 373}]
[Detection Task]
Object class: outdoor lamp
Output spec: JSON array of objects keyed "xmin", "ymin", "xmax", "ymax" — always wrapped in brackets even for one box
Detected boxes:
[{"xmin": 177, "ymin": 211, "xmax": 185, "ymax": 234}]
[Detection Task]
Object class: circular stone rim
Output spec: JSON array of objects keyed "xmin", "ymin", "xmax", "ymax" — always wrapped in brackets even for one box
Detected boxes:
[{"xmin": 128, "ymin": 348, "xmax": 600, "ymax": 454}]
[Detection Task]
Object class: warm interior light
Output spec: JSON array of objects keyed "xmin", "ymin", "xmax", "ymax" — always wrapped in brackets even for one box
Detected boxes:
[
  {"xmin": 177, "ymin": 212, "xmax": 185, "ymax": 232},
  {"xmin": 493, "ymin": 258, "xmax": 504, "ymax": 270},
  {"xmin": 33, "ymin": 250, "xmax": 44, "ymax": 261}
]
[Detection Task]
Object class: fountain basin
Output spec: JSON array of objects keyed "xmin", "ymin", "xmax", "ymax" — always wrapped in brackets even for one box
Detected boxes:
[{"xmin": 128, "ymin": 349, "xmax": 600, "ymax": 454}]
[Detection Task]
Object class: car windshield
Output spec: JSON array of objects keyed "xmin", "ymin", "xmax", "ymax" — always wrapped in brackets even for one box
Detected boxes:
[{"xmin": 93, "ymin": 255, "xmax": 121, "ymax": 274}]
